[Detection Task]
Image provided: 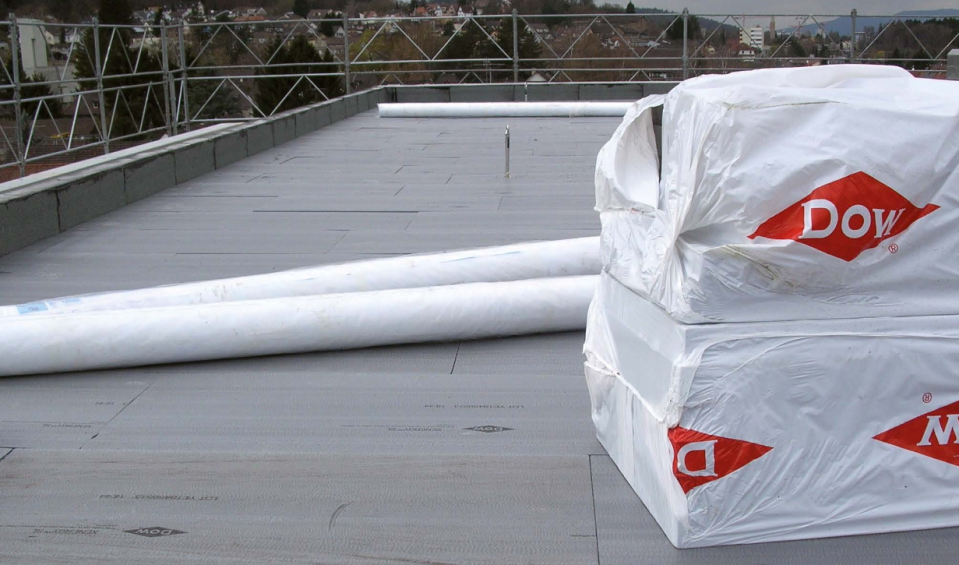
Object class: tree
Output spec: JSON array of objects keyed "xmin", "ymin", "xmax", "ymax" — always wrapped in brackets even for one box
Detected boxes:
[
  {"xmin": 625, "ymin": 1, "xmax": 634, "ymax": 14},
  {"xmin": 910, "ymin": 48, "xmax": 931, "ymax": 71},
  {"xmin": 790, "ymin": 37, "xmax": 806, "ymax": 58},
  {"xmin": 319, "ymin": 13, "xmax": 337, "ymax": 36},
  {"xmin": 180, "ymin": 46, "xmax": 243, "ymax": 121},
  {"xmin": 482, "ymin": 16, "xmax": 540, "ymax": 77},
  {"xmin": 293, "ymin": 0, "xmax": 311, "ymax": 18},
  {"xmin": 50, "ymin": 0, "xmax": 74, "ymax": 23},
  {"xmin": 73, "ymin": 0, "xmax": 165, "ymax": 140},
  {"xmin": 666, "ymin": 14, "xmax": 699, "ymax": 41},
  {"xmin": 254, "ymin": 35, "xmax": 343, "ymax": 116},
  {"xmin": 1, "ymin": 55, "xmax": 63, "ymax": 120},
  {"xmin": 99, "ymin": 0, "xmax": 133, "ymax": 26}
]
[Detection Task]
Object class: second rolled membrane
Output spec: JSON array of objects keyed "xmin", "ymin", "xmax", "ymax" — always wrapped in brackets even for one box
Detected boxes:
[
  {"xmin": 1, "ymin": 237, "xmax": 599, "ymax": 317},
  {"xmin": 378, "ymin": 102, "xmax": 634, "ymax": 118}
]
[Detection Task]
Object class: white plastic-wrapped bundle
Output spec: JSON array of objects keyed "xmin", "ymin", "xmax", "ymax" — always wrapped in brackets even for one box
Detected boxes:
[
  {"xmin": 0, "ymin": 276, "xmax": 596, "ymax": 377},
  {"xmin": 584, "ymin": 273, "xmax": 959, "ymax": 547},
  {"xmin": 0, "ymin": 238, "xmax": 598, "ymax": 317},
  {"xmin": 595, "ymin": 65, "xmax": 959, "ymax": 323}
]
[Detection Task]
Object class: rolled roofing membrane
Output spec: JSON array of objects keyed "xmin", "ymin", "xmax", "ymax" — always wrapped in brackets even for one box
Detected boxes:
[
  {"xmin": 0, "ymin": 276, "xmax": 597, "ymax": 377},
  {"xmin": 0, "ymin": 237, "xmax": 599, "ymax": 317},
  {"xmin": 378, "ymin": 102, "xmax": 634, "ymax": 118}
]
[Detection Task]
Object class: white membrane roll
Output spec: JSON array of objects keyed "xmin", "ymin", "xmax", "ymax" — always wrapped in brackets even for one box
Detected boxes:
[
  {"xmin": 0, "ymin": 276, "xmax": 597, "ymax": 377},
  {"xmin": 378, "ymin": 102, "xmax": 633, "ymax": 118}
]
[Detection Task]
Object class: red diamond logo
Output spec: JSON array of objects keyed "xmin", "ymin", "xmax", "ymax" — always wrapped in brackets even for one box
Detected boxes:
[
  {"xmin": 668, "ymin": 427, "xmax": 773, "ymax": 494},
  {"xmin": 874, "ymin": 400, "xmax": 959, "ymax": 467},
  {"xmin": 749, "ymin": 172, "xmax": 938, "ymax": 261}
]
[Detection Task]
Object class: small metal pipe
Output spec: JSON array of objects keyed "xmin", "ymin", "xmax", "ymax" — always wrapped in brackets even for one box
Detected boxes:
[{"xmin": 504, "ymin": 125, "xmax": 510, "ymax": 178}]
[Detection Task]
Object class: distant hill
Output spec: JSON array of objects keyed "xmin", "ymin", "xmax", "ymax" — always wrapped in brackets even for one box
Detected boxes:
[{"xmin": 783, "ymin": 9, "xmax": 959, "ymax": 36}]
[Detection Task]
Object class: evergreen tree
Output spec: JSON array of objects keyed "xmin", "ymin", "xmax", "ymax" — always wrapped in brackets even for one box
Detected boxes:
[
  {"xmin": 910, "ymin": 48, "xmax": 931, "ymax": 70},
  {"xmin": 889, "ymin": 47, "xmax": 903, "ymax": 67},
  {"xmin": 625, "ymin": 1, "xmax": 634, "ymax": 14},
  {"xmin": 254, "ymin": 35, "xmax": 343, "ymax": 115},
  {"xmin": 181, "ymin": 46, "xmax": 242, "ymax": 121},
  {"xmin": 293, "ymin": 0, "xmax": 311, "ymax": 18},
  {"xmin": 666, "ymin": 14, "xmax": 699, "ymax": 41},
  {"xmin": 319, "ymin": 13, "xmax": 337, "ymax": 36},
  {"xmin": 73, "ymin": 0, "xmax": 165, "ymax": 140},
  {"xmin": 1, "ymin": 54, "xmax": 63, "ymax": 120},
  {"xmin": 790, "ymin": 37, "xmax": 806, "ymax": 58},
  {"xmin": 483, "ymin": 16, "xmax": 540, "ymax": 76}
]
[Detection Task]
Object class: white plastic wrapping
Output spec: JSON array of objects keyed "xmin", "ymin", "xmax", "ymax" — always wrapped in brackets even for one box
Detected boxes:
[
  {"xmin": 379, "ymin": 102, "xmax": 633, "ymax": 118},
  {"xmin": 0, "ymin": 237, "xmax": 598, "ymax": 317},
  {"xmin": 596, "ymin": 66, "xmax": 959, "ymax": 323},
  {"xmin": 0, "ymin": 276, "xmax": 596, "ymax": 377},
  {"xmin": 585, "ymin": 273, "xmax": 959, "ymax": 547}
]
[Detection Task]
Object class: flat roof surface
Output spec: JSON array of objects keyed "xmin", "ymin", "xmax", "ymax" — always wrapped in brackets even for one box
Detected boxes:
[{"xmin": 0, "ymin": 110, "xmax": 955, "ymax": 564}]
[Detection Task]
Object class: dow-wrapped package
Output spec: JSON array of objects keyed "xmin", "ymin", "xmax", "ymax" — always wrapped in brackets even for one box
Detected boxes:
[
  {"xmin": 585, "ymin": 273, "xmax": 959, "ymax": 547},
  {"xmin": 587, "ymin": 66, "xmax": 959, "ymax": 547},
  {"xmin": 595, "ymin": 65, "xmax": 959, "ymax": 323}
]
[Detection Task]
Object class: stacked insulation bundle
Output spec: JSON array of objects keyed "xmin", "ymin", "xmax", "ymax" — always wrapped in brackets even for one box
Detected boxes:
[{"xmin": 585, "ymin": 66, "xmax": 959, "ymax": 547}]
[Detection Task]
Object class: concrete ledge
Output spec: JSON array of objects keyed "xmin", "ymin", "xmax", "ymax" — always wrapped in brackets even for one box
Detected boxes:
[
  {"xmin": 521, "ymin": 83, "xmax": 580, "ymax": 101},
  {"xmin": 949, "ymin": 49, "xmax": 959, "ymax": 80},
  {"xmin": 214, "ymin": 129, "xmax": 248, "ymax": 168},
  {"xmin": 0, "ymin": 190, "xmax": 59, "ymax": 256},
  {"xmin": 317, "ymin": 105, "xmax": 332, "ymax": 127},
  {"xmin": 396, "ymin": 86, "xmax": 450, "ymax": 103},
  {"xmin": 642, "ymin": 82, "xmax": 677, "ymax": 95},
  {"xmin": 295, "ymin": 107, "xmax": 317, "ymax": 137},
  {"xmin": 245, "ymin": 121, "xmax": 275, "ymax": 156},
  {"xmin": 174, "ymin": 140, "xmax": 216, "ymax": 184},
  {"xmin": 330, "ymin": 99, "xmax": 346, "ymax": 123},
  {"xmin": 273, "ymin": 115, "xmax": 297, "ymax": 146},
  {"xmin": 125, "ymin": 153, "xmax": 176, "ymax": 204},
  {"xmin": 57, "ymin": 169, "xmax": 125, "ymax": 230},
  {"xmin": 450, "ymin": 85, "xmax": 514, "ymax": 102},
  {"xmin": 579, "ymin": 83, "xmax": 644, "ymax": 100},
  {"xmin": 354, "ymin": 92, "xmax": 368, "ymax": 113}
]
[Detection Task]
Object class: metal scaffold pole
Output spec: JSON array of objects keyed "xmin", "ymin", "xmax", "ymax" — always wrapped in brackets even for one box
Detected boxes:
[
  {"xmin": 92, "ymin": 16, "xmax": 109, "ymax": 154},
  {"xmin": 160, "ymin": 24, "xmax": 175, "ymax": 136},
  {"xmin": 178, "ymin": 22, "xmax": 191, "ymax": 132},
  {"xmin": 343, "ymin": 13, "xmax": 351, "ymax": 95},
  {"xmin": 9, "ymin": 14, "xmax": 25, "ymax": 177},
  {"xmin": 850, "ymin": 9, "xmax": 857, "ymax": 62},
  {"xmin": 512, "ymin": 10, "xmax": 519, "ymax": 83},
  {"xmin": 682, "ymin": 8, "xmax": 689, "ymax": 81}
]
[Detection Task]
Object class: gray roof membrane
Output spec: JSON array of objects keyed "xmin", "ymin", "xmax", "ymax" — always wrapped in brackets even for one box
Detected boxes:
[{"xmin": 0, "ymin": 111, "xmax": 954, "ymax": 563}]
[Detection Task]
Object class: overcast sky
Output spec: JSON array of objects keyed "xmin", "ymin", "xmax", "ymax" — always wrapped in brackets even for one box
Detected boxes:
[{"xmin": 615, "ymin": 1, "xmax": 949, "ymax": 16}]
